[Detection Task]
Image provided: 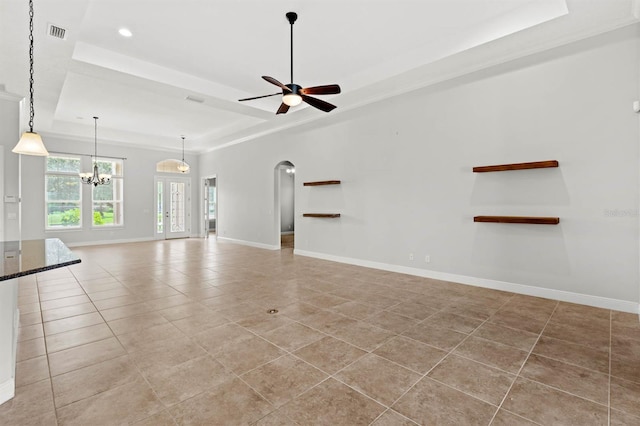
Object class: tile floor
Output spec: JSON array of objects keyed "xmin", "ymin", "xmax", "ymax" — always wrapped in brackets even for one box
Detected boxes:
[{"xmin": 1, "ymin": 238, "xmax": 639, "ymax": 425}]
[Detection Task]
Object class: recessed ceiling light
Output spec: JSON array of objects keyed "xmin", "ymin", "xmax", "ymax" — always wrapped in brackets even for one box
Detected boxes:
[{"xmin": 118, "ymin": 28, "xmax": 132, "ymax": 37}]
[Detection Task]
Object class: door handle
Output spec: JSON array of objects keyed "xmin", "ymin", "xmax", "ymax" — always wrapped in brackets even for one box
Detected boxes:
[{"xmin": 165, "ymin": 212, "xmax": 169, "ymax": 218}]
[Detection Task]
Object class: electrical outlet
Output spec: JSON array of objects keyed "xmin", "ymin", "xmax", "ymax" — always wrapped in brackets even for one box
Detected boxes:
[
  {"xmin": 409, "ymin": 253, "xmax": 414, "ymax": 261},
  {"xmin": 425, "ymin": 255, "xmax": 430, "ymax": 263}
]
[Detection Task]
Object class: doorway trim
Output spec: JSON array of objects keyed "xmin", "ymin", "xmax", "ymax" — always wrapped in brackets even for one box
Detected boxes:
[
  {"xmin": 202, "ymin": 174, "xmax": 217, "ymax": 239},
  {"xmin": 274, "ymin": 160, "xmax": 295, "ymax": 249},
  {"xmin": 153, "ymin": 176, "xmax": 191, "ymax": 240}
]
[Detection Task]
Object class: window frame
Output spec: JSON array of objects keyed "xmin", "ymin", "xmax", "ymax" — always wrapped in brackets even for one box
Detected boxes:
[
  {"xmin": 91, "ymin": 157, "xmax": 125, "ymax": 228},
  {"xmin": 44, "ymin": 154, "xmax": 83, "ymax": 231}
]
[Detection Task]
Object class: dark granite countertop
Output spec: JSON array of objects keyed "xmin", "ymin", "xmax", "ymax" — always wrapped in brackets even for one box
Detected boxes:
[{"xmin": 0, "ymin": 238, "xmax": 81, "ymax": 281}]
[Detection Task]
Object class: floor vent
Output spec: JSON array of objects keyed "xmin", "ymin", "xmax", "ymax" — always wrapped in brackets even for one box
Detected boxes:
[{"xmin": 48, "ymin": 24, "xmax": 67, "ymax": 40}]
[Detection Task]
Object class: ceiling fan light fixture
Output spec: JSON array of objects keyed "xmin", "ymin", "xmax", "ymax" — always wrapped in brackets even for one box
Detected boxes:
[{"xmin": 282, "ymin": 93, "xmax": 302, "ymax": 107}]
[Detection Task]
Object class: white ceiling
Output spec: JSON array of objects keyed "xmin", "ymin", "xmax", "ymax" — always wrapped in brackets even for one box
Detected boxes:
[{"xmin": 0, "ymin": 0, "xmax": 638, "ymax": 155}]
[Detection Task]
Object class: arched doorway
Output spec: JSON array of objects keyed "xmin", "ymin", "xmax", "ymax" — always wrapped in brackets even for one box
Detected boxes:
[{"xmin": 275, "ymin": 161, "xmax": 295, "ymax": 249}]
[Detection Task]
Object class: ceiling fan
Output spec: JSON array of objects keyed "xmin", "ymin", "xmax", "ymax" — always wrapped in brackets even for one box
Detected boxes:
[{"xmin": 238, "ymin": 12, "xmax": 341, "ymax": 115}]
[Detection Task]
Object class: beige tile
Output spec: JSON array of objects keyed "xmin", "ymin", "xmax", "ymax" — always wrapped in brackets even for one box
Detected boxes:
[
  {"xmin": 17, "ymin": 323, "xmax": 44, "ymax": 342},
  {"xmin": 144, "ymin": 294, "xmax": 192, "ymax": 311},
  {"xmin": 326, "ymin": 319, "xmax": 395, "ymax": 351},
  {"xmin": 279, "ymin": 378, "xmax": 385, "ymax": 425},
  {"xmin": 335, "ymin": 354, "xmax": 421, "ymax": 406},
  {"xmin": 611, "ymin": 353, "xmax": 640, "ymax": 383},
  {"xmin": 253, "ymin": 410, "xmax": 298, "ymax": 426},
  {"xmin": 38, "ymin": 288, "xmax": 85, "ymax": 302},
  {"xmin": 100, "ymin": 302, "xmax": 155, "ymax": 321},
  {"xmin": 45, "ymin": 323, "xmax": 113, "ymax": 353},
  {"xmin": 56, "ymin": 377, "xmax": 163, "ymax": 426},
  {"xmin": 48, "ymin": 337, "xmax": 126, "ymax": 376},
  {"xmin": 241, "ymin": 355, "xmax": 327, "ymax": 407},
  {"xmin": 331, "ymin": 300, "xmax": 383, "ymax": 320},
  {"xmin": 169, "ymin": 378, "xmax": 272, "ymax": 425},
  {"xmin": 293, "ymin": 336, "xmax": 366, "ymax": 374},
  {"xmin": 454, "ymin": 336, "xmax": 528, "ymax": 374},
  {"xmin": 146, "ymin": 355, "xmax": 234, "ymax": 406},
  {"xmin": 278, "ymin": 301, "xmax": 324, "ymax": 321},
  {"xmin": 157, "ymin": 302, "xmax": 211, "ymax": 321},
  {"xmin": 374, "ymin": 335, "xmax": 447, "ymax": 374},
  {"xmin": 371, "ymin": 410, "xmax": 419, "ymax": 425},
  {"xmin": 171, "ymin": 310, "xmax": 229, "ymax": 335},
  {"xmin": 0, "ymin": 379, "xmax": 56, "ymax": 425},
  {"xmin": 502, "ymin": 378, "xmax": 608, "ymax": 425},
  {"xmin": 132, "ymin": 410, "xmax": 177, "ymax": 426},
  {"xmin": 392, "ymin": 377, "xmax": 496, "ymax": 426},
  {"xmin": 428, "ymin": 354, "xmax": 515, "ymax": 405},
  {"xmin": 472, "ymin": 322, "xmax": 539, "ymax": 352},
  {"xmin": 42, "ymin": 303, "xmax": 96, "ymax": 322},
  {"xmin": 520, "ymin": 354, "xmax": 609, "ymax": 404},
  {"xmin": 193, "ymin": 322, "xmax": 255, "ymax": 355},
  {"xmin": 424, "ymin": 311, "xmax": 483, "ymax": 334},
  {"xmin": 365, "ymin": 310, "xmax": 419, "ymax": 334},
  {"xmin": 214, "ymin": 334, "xmax": 285, "ymax": 375},
  {"xmin": 16, "ymin": 337, "xmax": 46, "ymax": 362},
  {"xmin": 542, "ymin": 321, "xmax": 610, "ymax": 352},
  {"xmin": 490, "ymin": 410, "xmax": 539, "ymax": 425},
  {"xmin": 92, "ymin": 294, "xmax": 142, "ymax": 310},
  {"xmin": 610, "ymin": 376, "xmax": 640, "ymax": 418},
  {"xmin": 19, "ymin": 311, "xmax": 43, "ymax": 327},
  {"xmin": 402, "ymin": 322, "xmax": 467, "ymax": 351},
  {"xmin": 237, "ymin": 311, "xmax": 295, "ymax": 334},
  {"xmin": 533, "ymin": 336, "xmax": 609, "ymax": 373},
  {"xmin": 610, "ymin": 409, "xmax": 640, "ymax": 426},
  {"xmin": 128, "ymin": 336, "xmax": 208, "ymax": 375},
  {"xmin": 117, "ymin": 322, "xmax": 185, "ymax": 353},
  {"xmin": 15, "ymin": 355, "xmax": 50, "ymax": 387},
  {"xmin": 107, "ymin": 312, "xmax": 169, "ymax": 335},
  {"xmin": 52, "ymin": 355, "xmax": 140, "ymax": 408},
  {"xmin": 44, "ymin": 311, "xmax": 104, "ymax": 336},
  {"xmin": 489, "ymin": 310, "xmax": 546, "ymax": 334},
  {"xmin": 40, "ymin": 295, "xmax": 91, "ymax": 311},
  {"xmin": 261, "ymin": 322, "xmax": 325, "ymax": 352}
]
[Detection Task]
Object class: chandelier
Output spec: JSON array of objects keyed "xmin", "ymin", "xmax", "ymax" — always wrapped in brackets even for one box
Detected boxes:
[
  {"xmin": 12, "ymin": 0, "xmax": 49, "ymax": 156},
  {"xmin": 177, "ymin": 136, "xmax": 190, "ymax": 173},
  {"xmin": 80, "ymin": 117, "xmax": 111, "ymax": 186}
]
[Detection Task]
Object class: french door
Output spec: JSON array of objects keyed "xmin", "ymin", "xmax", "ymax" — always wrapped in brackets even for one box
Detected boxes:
[{"xmin": 155, "ymin": 177, "xmax": 191, "ymax": 239}]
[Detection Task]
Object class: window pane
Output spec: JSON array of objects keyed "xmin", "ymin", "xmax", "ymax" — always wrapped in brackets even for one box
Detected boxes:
[
  {"xmin": 93, "ymin": 184, "xmax": 114, "ymax": 201},
  {"xmin": 46, "ymin": 156, "xmax": 81, "ymax": 173},
  {"xmin": 93, "ymin": 202, "xmax": 117, "ymax": 226},
  {"xmin": 157, "ymin": 181, "xmax": 163, "ymax": 233},
  {"xmin": 96, "ymin": 159, "xmax": 123, "ymax": 177},
  {"xmin": 47, "ymin": 203, "xmax": 81, "ymax": 227},
  {"xmin": 46, "ymin": 176, "xmax": 81, "ymax": 201}
]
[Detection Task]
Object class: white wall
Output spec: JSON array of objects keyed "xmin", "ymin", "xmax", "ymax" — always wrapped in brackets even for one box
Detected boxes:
[
  {"xmin": 1, "ymin": 132, "xmax": 200, "ymax": 246},
  {"xmin": 199, "ymin": 25, "xmax": 640, "ymax": 311},
  {"xmin": 0, "ymin": 95, "xmax": 21, "ymax": 242}
]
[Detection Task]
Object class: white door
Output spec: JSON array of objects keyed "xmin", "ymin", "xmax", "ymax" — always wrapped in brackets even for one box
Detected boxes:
[{"xmin": 155, "ymin": 177, "xmax": 191, "ymax": 239}]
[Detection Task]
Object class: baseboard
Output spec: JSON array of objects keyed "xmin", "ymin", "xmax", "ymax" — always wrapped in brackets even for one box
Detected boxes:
[
  {"xmin": 66, "ymin": 237, "xmax": 156, "ymax": 248},
  {"xmin": 218, "ymin": 236, "xmax": 279, "ymax": 251},
  {"xmin": 0, "ymin": 378, "xmax": 15, "ymax": 406},
  {"xmin": 294, "ymin": 249, "xmax": 640, "ymax": 314}
]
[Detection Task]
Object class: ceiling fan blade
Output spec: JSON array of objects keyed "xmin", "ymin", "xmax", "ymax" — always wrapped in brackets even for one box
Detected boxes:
[
  {"xmin": 276, "ymin": 103, "xmax": 290, "ymax": 115},
  {"xmin": 301, "ymin": 95, "xmax": 336, "ymax": 113},
  {"xmin": 301, "ymin": 84, "xmax": 341, "ymax": 96},
  {"xmin": 262, "ymin": 76, "xmax": 291, "ymax": 92},
  {"xmin": 238, "ymin": 93, "xmax": 281, "ymax": 102}
]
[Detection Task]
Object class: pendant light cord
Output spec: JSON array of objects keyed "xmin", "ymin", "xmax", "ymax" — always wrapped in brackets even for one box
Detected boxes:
[
  {"xmin": 93, "ymin": 117, "xmax": 99, "ymax": 162},
  {"xmin": 290, "ymin": 19, "xmax": 293, "ymax": 85},
  {"xmin": 28, "ymin": 0, "xmax": 35, "ymax": 132}
]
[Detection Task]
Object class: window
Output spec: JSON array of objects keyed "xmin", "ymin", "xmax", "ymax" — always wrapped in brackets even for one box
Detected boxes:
[
  {"xmin": 92, "ymin": 158, "xmax": 124, "ymax": 227},
  {"xmin": 45, "ymin": 155, "xmax": 82, "ymax": 229}
]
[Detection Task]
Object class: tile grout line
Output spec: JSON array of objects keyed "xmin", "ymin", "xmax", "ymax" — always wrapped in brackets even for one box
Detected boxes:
[
  {"xmin": 608, "ymin": 310, "xmax": 612, "ymax": 426},
  {"xmin": 487, "ymin": 300, "xmax": 560, "ymax": 425}
]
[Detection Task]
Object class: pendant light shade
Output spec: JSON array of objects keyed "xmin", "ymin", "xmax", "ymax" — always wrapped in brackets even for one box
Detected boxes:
[
  {"xmin": 13, "ymin": 132, "xmax": 48, "ymax": 156},
  {"xmin": 178, "ymin": 136, "xmax": 190, "ymax": 173},
  {"xmin": 12, "ymin": 0, "xmax": 49, "ymax": 156},
  {"xmin": 80, "ymin": 117, "xmax": 111, "ymax": 187}
]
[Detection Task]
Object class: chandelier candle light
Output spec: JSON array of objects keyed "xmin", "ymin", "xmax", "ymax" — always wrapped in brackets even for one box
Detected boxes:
[
  {"xmin": 12, "ymin": 0, "xmax": 49, "ymax": 156},
  {"xmin": 80, "ymin": 117, "xmax": 111, "ymax": 186},
  {"xmin": 178, "ymin": 136, "xmax": 190, "ymax": 173}
]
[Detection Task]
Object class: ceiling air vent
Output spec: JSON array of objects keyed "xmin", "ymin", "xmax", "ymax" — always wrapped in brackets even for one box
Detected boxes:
[
  {"xmin": 185, "ymin": 96, "xmax": 205, "ymax": 103},
  {"xmin": 48, "ymin": 24, "xmax": 67, "ymax": 40}
]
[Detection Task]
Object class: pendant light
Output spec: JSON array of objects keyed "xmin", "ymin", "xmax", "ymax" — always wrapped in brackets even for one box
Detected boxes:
[
  {"xmin": 80, "ymin": 117, "xmax": 111, "ymax": 186},
  {"xmin": 12, "ymin": 0, "xmax": 49, "ymax": 156},
  {"xmin": 177, "ymin": 136, "xmax": 190, "ymax": 173}
]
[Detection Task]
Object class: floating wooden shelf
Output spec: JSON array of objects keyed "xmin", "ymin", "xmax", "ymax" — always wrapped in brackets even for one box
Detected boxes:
[
  {"xmin": 303, "ymin": 213, "xmax": 341, "ymax": 218},
  {"xmin": 473, "ymin": 160, "xmax": 558, "ymax": 173},
  {"xmin": 303, "ymin": 180, "xmax": 341, "ymax": 186},
  {"xmin": 474, "ymin": 216, "xmax": 560, "ymax": 225}
]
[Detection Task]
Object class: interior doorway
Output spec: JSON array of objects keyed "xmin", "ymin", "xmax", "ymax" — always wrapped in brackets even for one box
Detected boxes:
[
  {"xmin": 203, "ymin": 177, "xmax": 217, "ymax": 238},
  {"xmin": 275, "ymin": 161, "xmax": 295, "ymax": 249},
  {"xmin": 154, "ymin": 176, "xmax": 191, "ymax": 239}
]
